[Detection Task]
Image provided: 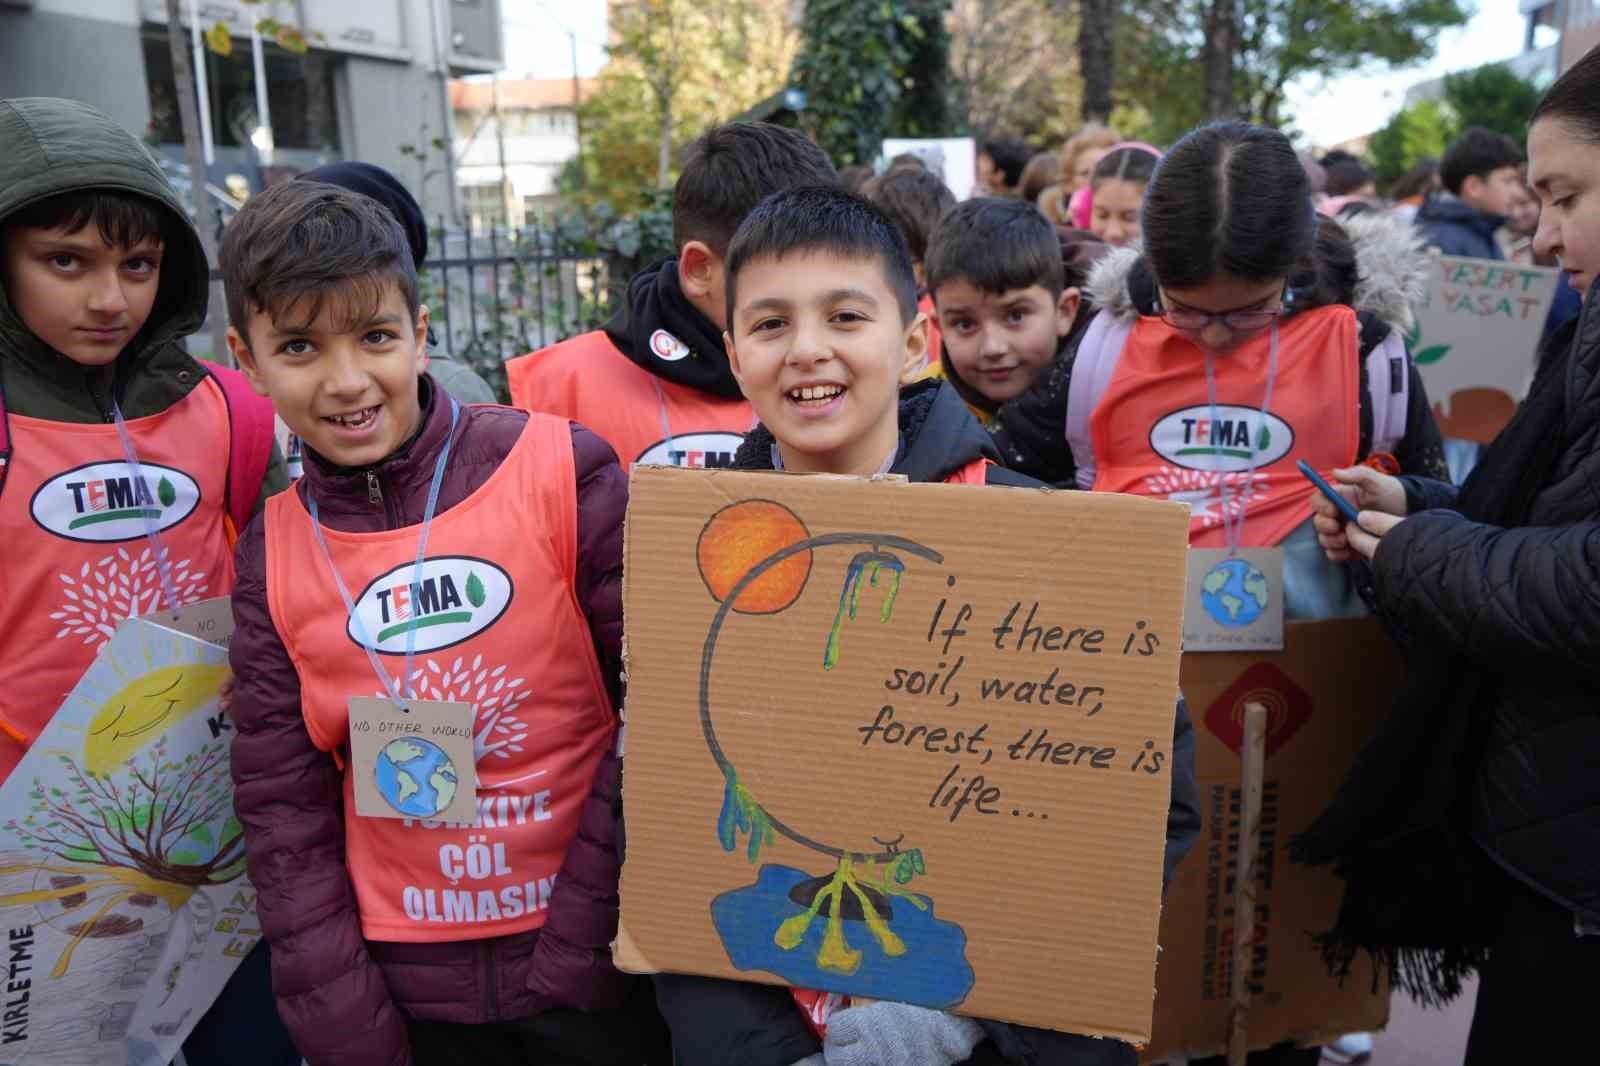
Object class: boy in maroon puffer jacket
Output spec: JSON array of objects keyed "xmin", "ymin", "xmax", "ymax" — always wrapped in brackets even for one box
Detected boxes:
[{"xmin": 220, "ymin": 179, "xmax": 642, "ymax": 1065}]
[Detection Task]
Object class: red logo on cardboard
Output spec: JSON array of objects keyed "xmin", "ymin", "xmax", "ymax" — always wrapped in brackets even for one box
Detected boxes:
[{"xmin": 1203, "ymin": 662, "xmax": 1312, "ymax": 759}]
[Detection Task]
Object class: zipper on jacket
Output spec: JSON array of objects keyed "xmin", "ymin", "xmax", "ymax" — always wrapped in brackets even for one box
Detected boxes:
[
  {"xmin": 366, "ymin": 472, "xmax": 382, "ymax": 506},
  {"xmin": 484, "ymin": 938, "xmax": 500, "ymax": 1022}
]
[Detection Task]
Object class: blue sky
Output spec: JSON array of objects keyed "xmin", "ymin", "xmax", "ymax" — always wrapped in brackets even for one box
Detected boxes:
[{"xmin": 1285, "ymin": 3, "xmax": 1540, "ymax": 147}]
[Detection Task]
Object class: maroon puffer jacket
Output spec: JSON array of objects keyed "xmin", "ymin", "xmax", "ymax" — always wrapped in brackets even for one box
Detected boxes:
[{"xmin": 229, "ymin": 380, "xmax": 632, "ymax": 1066}]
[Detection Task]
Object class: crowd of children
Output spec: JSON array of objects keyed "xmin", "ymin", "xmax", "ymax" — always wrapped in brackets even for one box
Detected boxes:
[{"xmin": 2, "ymin": 40, "xmax": 1597, "ymax": 1066}]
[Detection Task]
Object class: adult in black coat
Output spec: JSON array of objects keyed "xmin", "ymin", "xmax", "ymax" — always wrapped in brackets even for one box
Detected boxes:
[{"xmin": 1296, "ymin": 47, "xmax": 1600, "ymax": 1066}]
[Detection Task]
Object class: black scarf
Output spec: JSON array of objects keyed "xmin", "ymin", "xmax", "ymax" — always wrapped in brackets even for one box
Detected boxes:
[
  {"xmin": 603, "ymin": 257, "xmax": 743, "ymax": 399},
  {"xmin": 1290, "ymin": 317, "xmax": 1578, "ymax": 1004}
]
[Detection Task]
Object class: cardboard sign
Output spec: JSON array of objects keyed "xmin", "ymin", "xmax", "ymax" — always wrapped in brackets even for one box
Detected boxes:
[
  {"xmin": 0, "ymin": 618, "xmax": 258, "ymax": 1065},
  {"xmin": 617, "ymin": 467, "xmax": 1190, "ymax": 1042},
  {"xmin": 1183, "ymin": 548, "xmax": 1284, "ymax": 652},
  {"xmin": 881, "ymin": 137, "xmax": 977, "ymax": 201},
  {"xmin": 1141, "ymin": 618, "xmax": 1397, "ymax": 1060},
  {"xmin": 147, "ymin": 595, "xmax": 235, "ymax": 649},
  {"xmin": 347, "ymin": 697, "xmax": 478, "ymax": 823},
  {"xmin": 1411, "ymin": 256, "xmax": 1561, "ymax": 443}
]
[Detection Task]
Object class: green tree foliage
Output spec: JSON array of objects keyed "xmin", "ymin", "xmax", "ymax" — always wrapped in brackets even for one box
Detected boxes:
[
  {"xmin": 794, "ymin": 0, "xmax": 954, "ymax": 165},
  {"xmin": 1366, "ymin": 65, "xmax": 1542, "ymax": 187},
  {"xmin": 1121, "ymin": 0, "xmax": 1469, "ymax": 143},
  {"xmin": 950, "ymin": 0, "xmax": 1084, "ymax": 145},
  {"xmin": 1442, "ymin": 64, "xmax": 1544, "ymax": 146},
  {"xmin": 570, "ymin": 0, "xmax": 800, "ymax": 212},
  {"xmin": 1368, "ymin": 98, "xmax": 1453, "ymax": 186}
]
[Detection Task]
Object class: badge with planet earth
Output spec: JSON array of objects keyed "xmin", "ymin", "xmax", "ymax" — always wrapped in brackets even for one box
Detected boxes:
[
  {"xmin": 1184, "ymin": 547, "xmax": 1284, "ymax": 651},
  {"xmin": 691, "ymin": 499, "xmax": 976, "ymax": 1009},
  {"xmin": 347, "ymin": 696, "xmax": 479, "ymax": 823}
]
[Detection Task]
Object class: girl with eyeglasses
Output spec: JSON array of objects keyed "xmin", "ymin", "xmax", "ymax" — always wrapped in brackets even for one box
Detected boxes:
[{"xmin": 991, "ymin": 120, "xmax": 1449, "ymax": 622}]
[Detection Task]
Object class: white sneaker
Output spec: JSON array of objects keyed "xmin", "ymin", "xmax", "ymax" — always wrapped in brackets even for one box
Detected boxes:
[{"xmin": 1323, "ymin": 1032, "xmax": 1373, "ymax": 1064}]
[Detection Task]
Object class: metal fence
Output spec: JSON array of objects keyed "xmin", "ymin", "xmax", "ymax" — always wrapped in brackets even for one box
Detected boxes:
[{"xmin": 421, "ymin": 224, "xmax": 633, "ymax": 402}]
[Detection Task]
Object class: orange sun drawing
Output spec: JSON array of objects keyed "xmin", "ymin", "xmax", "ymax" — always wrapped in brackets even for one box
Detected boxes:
[{"xmin": 696, "ymin": 500, "xmax": 813, "ymax": 613}]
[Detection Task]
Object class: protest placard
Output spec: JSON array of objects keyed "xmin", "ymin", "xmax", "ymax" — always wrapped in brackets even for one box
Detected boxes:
[
  {"xmin": 0, "ymin": 618, "xmax": 258, "ymax": 1066},
  {"xmin": 1142, "ymin": 618, "xmax": 1398, "ymax": 1060},
  {"xmin": 881, "ymin": 137, "xmax": 978, "ymax": 200},
  {"xmin": 1410, "ymin": 256, "xmax": 1561, "ymax": 442},
  {"xmin": 617, "ymin": 467, "xmax": 1190, "ymax": 1041}
]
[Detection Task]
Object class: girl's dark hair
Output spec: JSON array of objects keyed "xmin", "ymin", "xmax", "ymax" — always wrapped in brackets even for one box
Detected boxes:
[
  {"xmin": 1529, "ymin": 43, "xmax": 1600, "ymax": 143},
  {"xmin": 1389, "ymin": 157, "xmax": 1440, "ymax": 201},
  {"xmin": 1143, "ymin": 121, "xmax": 1314, "ymax": 289},
  {"xmin": 1090, "ymin": 147, "xmax": 1158, "ymax": 191},
  {"xmin": 1285, "ymin": 217, "xmax": 1359, "ymax": 315}
]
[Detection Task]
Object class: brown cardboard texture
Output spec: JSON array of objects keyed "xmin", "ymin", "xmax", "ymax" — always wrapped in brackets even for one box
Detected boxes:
[
  {"xmin": 1141, "ymin": 618, "xmax": 1397, "ymax": 1060},
  {"xmin": 618, "ymin": 466, "xmax": 1190, "ymax": 1042}
]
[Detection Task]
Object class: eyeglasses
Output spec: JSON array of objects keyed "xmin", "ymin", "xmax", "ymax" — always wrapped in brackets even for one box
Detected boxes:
[{"xmin": 1156, "ymin": 289, "xmax": 1289, "ymax": 334}]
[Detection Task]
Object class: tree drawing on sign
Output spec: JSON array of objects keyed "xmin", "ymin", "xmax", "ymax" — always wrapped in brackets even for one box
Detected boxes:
[
  {"xmin": 0, "ymin": 627, "xmax": 240, "ymax": 979},
  {"xmin": 50, "ymin": 547, "xmax": 209, "ymax": 648},
  {"xmin": 694, "ymin": 499, "xmax": 975, "ymax": 1008}
]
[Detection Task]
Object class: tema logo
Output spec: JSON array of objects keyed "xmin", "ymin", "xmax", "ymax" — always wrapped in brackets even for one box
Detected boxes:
[
  {"xmin": 1149, "ymin": 405, "xmax": 1294, "ymax": 473},
  {"xmin": 636, "ymin": 431, "xmax": 745, "ymax": 469},
  {"xmin": 1203, "ymin": 662, "xmax": 1312, "ymax": 760},
  {"xmin": 350, "ymin": 556, "xmax": 513, "ymax": 654},
  {"xmin": 31, "ymin": 461, "xmax": 200, "ymax": 543}
]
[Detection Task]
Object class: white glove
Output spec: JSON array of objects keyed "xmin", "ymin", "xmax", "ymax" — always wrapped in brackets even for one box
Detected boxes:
[{"xmin": 824, "ymin": 1001, "xmax": 985, "ymax": 1066}]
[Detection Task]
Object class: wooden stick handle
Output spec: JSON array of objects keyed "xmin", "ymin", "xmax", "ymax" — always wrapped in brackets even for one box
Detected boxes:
[{"xmin": 1227, "ymin": 702, "xmax": 1268, "ymax": 1066}]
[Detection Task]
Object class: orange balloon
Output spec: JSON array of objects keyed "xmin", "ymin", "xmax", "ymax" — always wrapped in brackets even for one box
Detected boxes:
[{"xmin": 696, "ymin": 500, "xmax": 813, "ymax": 613}]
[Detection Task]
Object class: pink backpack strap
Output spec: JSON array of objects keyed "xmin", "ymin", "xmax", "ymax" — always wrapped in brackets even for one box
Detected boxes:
[
  {"xmin": 0, "ymin": 378, "xmax": 11, "ymax": 504},
  {"xmin": 1366, "ymin": 329, "xmax": 1409, "ymax": 457},
  {"xmin": 209, "ymin": 364, "xmax": 277, "ymax": 533},
  {"xmin": 1065, "ymin": 311, "xmax": 1135, "ymax": 489}
]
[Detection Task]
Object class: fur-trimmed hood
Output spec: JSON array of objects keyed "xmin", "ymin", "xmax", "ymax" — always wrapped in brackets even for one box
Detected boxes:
[{"xmin": 1084, "ymin": 210, "xmax": 1429, "ymax": 333}]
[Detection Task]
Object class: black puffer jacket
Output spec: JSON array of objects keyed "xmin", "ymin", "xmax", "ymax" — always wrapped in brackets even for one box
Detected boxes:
[{"xmin": 1375, "ymin": 293, "xmax": 1600, "ymax": 920}]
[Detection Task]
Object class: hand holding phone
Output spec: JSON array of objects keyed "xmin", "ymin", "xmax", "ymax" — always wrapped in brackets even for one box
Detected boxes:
[{"xmin": 1297, "ymin": 460, "xmax": 1367, "ymax": 530}]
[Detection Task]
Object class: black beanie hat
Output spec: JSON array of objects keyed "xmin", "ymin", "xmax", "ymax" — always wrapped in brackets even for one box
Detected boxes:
[{"xmin": 298, "ymin": 161, "xmax": 429, "ymax": 266}]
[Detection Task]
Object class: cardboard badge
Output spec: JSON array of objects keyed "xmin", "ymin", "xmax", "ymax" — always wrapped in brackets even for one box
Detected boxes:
[
  {"xmin": 1183, "ymin": 547, "xmax": 1283, "ymax": 652},
  {"xmin": 617, "ymin": 467, "xmax": 1191, "ymax": 1043},
  {"xmin": 147, "ymin": 595, "xmax": 235, "ymax": 649},
  {"xmin": 347, "ymin": 696, "xmax": 478, "ymax": 823}
]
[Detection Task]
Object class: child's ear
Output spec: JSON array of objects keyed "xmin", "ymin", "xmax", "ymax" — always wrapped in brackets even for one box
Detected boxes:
[
  {"xmin": 724, "ymin": 329, "xmax": 744, "ymax": 386},
  {"xmin": 679, "ymin": 241, "xmax": 720, "ymax": 301},
  {"xmin": 413, "ymin": 305, "xmax": 431, "ymax": 375},
  {"xmin": 1056, "ymin": 287, "xmax": 1082, "ymax": 337},
  {"xmin": 900, "ymin": 311, "xmax": 931, "ymax": 383},
  {"xmin": 227, "ymin": 328, "xmax": 270, "ymax": 397}
]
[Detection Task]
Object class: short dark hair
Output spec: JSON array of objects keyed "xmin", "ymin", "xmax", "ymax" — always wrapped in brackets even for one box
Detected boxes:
[
  {"xmin": 1439, "ymin": 127, "xmax": 1524, "ymax": 195},
  {"xmin": 1323, "ymin": 156, "xmax": 1375, "ymax": 196},
  {"xmin": 1530, "ymin": 43, "xmax": 1600, "ymax": 145},
  {"xmin": 5, "ymin": 188, "xmax": 170, "ymax": 251},
  {"xmin": 925, "ymin": 197, "xmax": 1064, "ymax": 299},
  {"xmin": 1091, "ymin": 146, "xmax": 1159, "ymax": 190},
  {"xmin": 863, "ymin": 167, "xmax": 956, "ymax": 263},
  {"xmin": 1389, "ymin": 157, "xmax": 1440, "ymax": 201},
  {"xmin": 673, "ymin": 122, "xmax": 837, "ymax": 255},
  {"xmin": 1142, "ymin": 121, "xmax": 1314, "ymax": 290},
  {"xmin": 724, "ymin": 185, "xmax": 918, "ymax": 328},
  {"xmin": 981, "ymin": 136, "xmax": 1031, "ymax": 189},
  {"xmin": 219, "ymin": 180, "xmax": 419, "ymax": 343}
]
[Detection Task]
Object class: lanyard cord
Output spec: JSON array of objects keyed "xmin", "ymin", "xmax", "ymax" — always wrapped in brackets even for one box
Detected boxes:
[
  {"xmin": 1202, "ymin": 320, "xmax": 1280, "ymax": 556},
  {"xmin": 306, "ymin": 399, "xmax": 460, "ymax": 710},
  {"xmin": 111, "ymin": 400, "xmax": 182, "ymax": 613}
]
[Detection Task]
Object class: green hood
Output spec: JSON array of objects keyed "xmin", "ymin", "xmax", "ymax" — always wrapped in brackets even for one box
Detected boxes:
[{"xmin": 0, "ymin": 97, "xmax": 211, "ymax": 420}]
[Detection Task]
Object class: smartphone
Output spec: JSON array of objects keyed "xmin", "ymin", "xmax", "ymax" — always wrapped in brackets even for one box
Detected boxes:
[{"xmin": 1297, "ymin": 459, "xmax": 1366, "ymax": 528}]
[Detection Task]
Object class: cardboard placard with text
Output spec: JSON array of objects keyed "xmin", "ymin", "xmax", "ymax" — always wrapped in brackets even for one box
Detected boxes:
[
  {"xmin": 617, "ymin": 467, "xmax": 1190, "ymax": 1042},
  {"xmin": 1141, "ymin": 618, "xmax": 1398, "ymax": 1060},
  {"xmin": 1411, "ymin": 256, "xmax": 1560, "ymax": 443}
]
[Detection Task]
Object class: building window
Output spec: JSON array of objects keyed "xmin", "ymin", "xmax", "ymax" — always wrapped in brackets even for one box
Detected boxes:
[
  {"xmin": 462, "ymin": 183, "xmax": 509, "ymax": 233},
  {"xmin": 142, "ymin": 32, "xmax": 341, "ymax": 159}
]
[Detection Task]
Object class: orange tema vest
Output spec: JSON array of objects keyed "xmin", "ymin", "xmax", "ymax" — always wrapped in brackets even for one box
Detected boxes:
[
  {"xmin": 0, "ymin": 377, "xmax": 235, "ymax": 781},
  {"xmin": 264, "ymin": 412, "xmax": 616, "ymax": 942},
  {"xmin": 506, "ymin": 330, "xmax": 752, "ymax": 472},
  {"xmin": 1089, "ymin": 306, "xmax": 1360, "ymax": 548}
]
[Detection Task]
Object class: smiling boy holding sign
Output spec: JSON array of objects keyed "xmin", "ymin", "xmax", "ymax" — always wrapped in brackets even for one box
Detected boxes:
[{"xmin": 627, "ymin": 187, "xmax": 1200, "ymax": 1066}]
